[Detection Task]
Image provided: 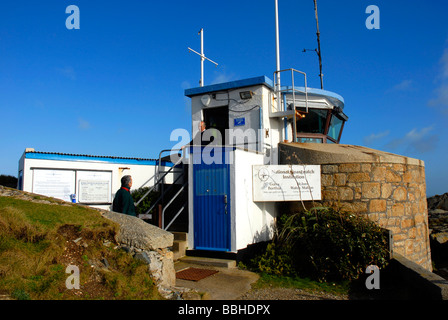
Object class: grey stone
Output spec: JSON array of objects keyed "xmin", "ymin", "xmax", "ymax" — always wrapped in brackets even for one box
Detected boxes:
[
  {"xmin": 135, "ymin": 252, "xmax": 151, "ymax": 265},
  {"xmin": 102, "ymin": 211, "xmax": 173, "ymax": 251},
  {"xmin": 432, "ymin": 232, "xmax": 448, "ymax": 245}
]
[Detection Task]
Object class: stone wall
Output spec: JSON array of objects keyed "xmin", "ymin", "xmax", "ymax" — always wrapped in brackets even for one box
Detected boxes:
[
  {"xmin": 101, "ymin": 211, "xmax": 176, "ymax": 290},
  {"xmin": 278, "ymin": 142, "xmax": 432, "ymax": 271}
]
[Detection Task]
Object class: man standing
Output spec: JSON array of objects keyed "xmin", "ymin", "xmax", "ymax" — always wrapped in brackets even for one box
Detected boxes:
[{"xmin": 112, "ymin": 175, "xmax": 136, "ymax": 216}]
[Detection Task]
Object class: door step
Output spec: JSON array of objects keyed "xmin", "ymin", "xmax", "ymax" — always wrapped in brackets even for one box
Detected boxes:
[
  {"xmin": 179, "ymin": 256, "xmax": 236, "ymax": 269},
  {"xmin": 171, "ymin": 232, "xmax": 188, "ymax": 261}
]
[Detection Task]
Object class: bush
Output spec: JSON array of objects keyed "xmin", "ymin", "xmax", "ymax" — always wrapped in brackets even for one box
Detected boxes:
[
  {"xmin": 254, "ymin": 206, "xmax": 389, "ymax": 282},
  {"xmin": 131, "ymin": 187, "xmax": 160, "ymax": 216}
]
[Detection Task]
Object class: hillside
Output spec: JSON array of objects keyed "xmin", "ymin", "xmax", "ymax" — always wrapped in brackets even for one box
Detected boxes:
[{"xmin": 0, "ymin": 186, "xmax": 162, "ymax": 300}]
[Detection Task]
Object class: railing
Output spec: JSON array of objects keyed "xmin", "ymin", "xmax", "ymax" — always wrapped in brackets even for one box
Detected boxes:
[
  {"xmin": 273, "ymin": 68, "xmax": 309, "ymax": 142},
  {"xmin": 135, "ymin": 148, "xmax": 188, "ymax": 231}
]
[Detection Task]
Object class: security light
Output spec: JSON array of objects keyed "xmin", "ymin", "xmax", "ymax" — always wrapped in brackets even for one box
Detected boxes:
[{"xmin": 239, "ymin": 91, "xmax": 253, "ymax": 100}]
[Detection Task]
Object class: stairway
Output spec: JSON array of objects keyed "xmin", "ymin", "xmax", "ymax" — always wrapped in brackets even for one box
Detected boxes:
[{"xmin": 171, "ymin": 232, "xmax": 188, "ymax": 261}]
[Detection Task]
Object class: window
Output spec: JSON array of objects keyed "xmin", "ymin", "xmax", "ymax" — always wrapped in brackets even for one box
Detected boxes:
[
  {"xmin": 296, "ymin": 109, "xmax": 328, "ymax": 134},
  {"xmin": 296, "ymin": 137, "xmax": 323, "ymax": 143},
  {"xmin": 328, "ymin": 115, "xmax": 344, "ymax": 141}
]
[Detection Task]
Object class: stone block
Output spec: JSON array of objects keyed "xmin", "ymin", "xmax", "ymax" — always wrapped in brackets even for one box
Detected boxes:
[
  {"xmin": 391, "ymin": 203, "xmax": 405, "ymax": 217},
  {"xmin": 372, "ymin": 166, "xmax": 386, "ymax": 181},
  {"xmin": 393, "ymin": 187, "xmax": 407, "ymax": 201},
  {"xmin": 338, "ymin": 187, "xmax": 354, "ymax": 201},
  {"xmin": 401, "ymin": 218, "xmax": 415, "ymax": 229},
  {"xmin": 102, "ymin": 211, "xmax": 174, "ymax": 251},
  {"xmin": 334, "ymin": 173, "xmax": 347, "ymax": 186},
  {"xmin": 322, "ymin": 165, "xmax": 338, "ymax": 174},
  {"xmin": 321, "ymin": 174, "xmax": 334, "ymax": 187},
  {"xmin": 340, "ymin": 201, "xmax": 368, "ymax": 213},
  {"xmin": 322, "ymin": 189, "xmax": 338, "ymax": 200},
  {"xmin": 348, "ymin": 172, "xmax": 370, "ymax": 183},
  {"xmin": 386, "ymin": 170, "xmax": 402, "ymax": 183},
  {"xmin": 381, "ymin": 183, "xmax": 393, "ymax": 199},
  {"xmin": 362, "ymin": 182, "xmax": 381, "ymax": 198},
  {"xmin": 339, "ymin": 163, "xmax": 361, "ymax": 173},
  {"xmin": 369, "ymin": 199, "xmax": 387, "ymax": 212},
  {"xmin": 361, "ymin": 164, "xmax": 372, "ymax": 172}
]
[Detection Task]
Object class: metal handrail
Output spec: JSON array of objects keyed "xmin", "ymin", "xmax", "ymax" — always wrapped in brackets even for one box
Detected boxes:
[
  {"xmin": 156, "ymin": 148, "xmax": 183, "ymax": 184},
  {"xmin": 162, "ymin": 181, "xmax": 188, "ymax": 230},
  {"xmin": 164, "ymin": 204, "xmax": 187, "ymax": 231},
  {"xmin": 135, "ymin": 153, "xmax": 184, "ymax": 207},
  {"xmin": 273, "ymin": 68, "xmax": 309, "ymax": 142},
  {"xmin": 143, "ymin": 170, "xmax": 184, "ymax": 215}
]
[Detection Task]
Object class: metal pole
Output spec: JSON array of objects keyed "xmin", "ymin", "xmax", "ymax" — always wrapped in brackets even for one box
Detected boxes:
[
  {"xmin": 200, "ymin": 28, "xmax": 204, "ymax": 87},
  {"xmin": 313, "ymin": 0, "xmax": 324, "ymax": 89},
  {"xmin": 275, "ymin": 0, "xmax": 281, "ymax": 91}
]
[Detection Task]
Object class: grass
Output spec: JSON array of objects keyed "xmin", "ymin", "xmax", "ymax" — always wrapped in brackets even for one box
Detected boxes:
[
  {"xmin": 0, "ymin": 194, "xmax": 162, "ymax": 300},
  {"xmin": 249, "ymin": 271, "xmax": 350, "ymax": 297}
]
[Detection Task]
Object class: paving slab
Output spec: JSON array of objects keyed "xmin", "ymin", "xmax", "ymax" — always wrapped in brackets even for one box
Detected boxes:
[{"xmin": 174, "ymin": 260, "xmax": 259, "ymax": 300}]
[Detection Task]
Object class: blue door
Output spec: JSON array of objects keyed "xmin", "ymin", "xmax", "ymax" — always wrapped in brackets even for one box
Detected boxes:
[{"xmin": 192, "ymin": 147, "xmax": 231, "ymax": 251}]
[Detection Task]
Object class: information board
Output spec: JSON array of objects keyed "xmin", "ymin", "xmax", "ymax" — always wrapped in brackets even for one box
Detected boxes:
[
  {"xmin": 78, "ymin": 180, "xmax": 110, "ymax": 203},
  {"xmin": 253, "ymin": 165, "xmax": 321, "ymax": 202},
  {"xmin": 32, "ymin": 169, "xmax": 75, "ymax": 202},
  {"xmin": 77, "ymin": 171, "xmax": 112, "ymax": 203}
]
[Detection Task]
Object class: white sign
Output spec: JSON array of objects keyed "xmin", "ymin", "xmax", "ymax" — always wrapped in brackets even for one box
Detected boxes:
[
  {"xmin": 253, "ymin": 165, "xmax": 321, "ymax": 202},
  {"xmin": 78, "ymin": 180, "xmax": 110, "ymax": 203},
  {"xmin": 32, "ymin": 169, "xmax": 75, "ymax": 202},
  {"xmin": 77, "ymin": 171, "xmax": 112, "ymax": 203}
]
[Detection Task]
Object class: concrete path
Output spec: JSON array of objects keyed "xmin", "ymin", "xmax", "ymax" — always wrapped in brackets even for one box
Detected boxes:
[{"xmin": 174, "ymin": 259, "xmax": 259, "ymax": 300}]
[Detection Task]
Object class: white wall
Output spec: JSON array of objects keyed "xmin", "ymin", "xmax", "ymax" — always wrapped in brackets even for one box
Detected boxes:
[
  {"xmin": 19, "ymin": 155, "xmax": 176, "ymax": 211},
  {"xmin": 190, "ymin": 84, "xmax": 283, "ymax": 165},
  {"xmin": 232, "ymin": 148, "xmax": 276, "ymax": 251}
]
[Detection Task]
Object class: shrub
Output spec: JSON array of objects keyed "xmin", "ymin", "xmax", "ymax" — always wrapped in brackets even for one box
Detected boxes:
[
  {"xmin": 254, "ymin": 206, "xmax": 389, "ymax": 282},
  {"xmin": 251, "ymin": 243, "xmax": 294, "ymax": 276},
  {"xmin": 131, "ymin": 187, "xmax": 160, "ymax": 216}
]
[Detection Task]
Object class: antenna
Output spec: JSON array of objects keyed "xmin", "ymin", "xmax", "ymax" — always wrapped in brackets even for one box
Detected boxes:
[
  {"xmin": 274, "ymin": 0, "xmax": 281, "ymax": 91},
  {"xmin": 303, "ymin": 0, "xmax": 324, "ymax": 89},
  {"xmin": 188, "ymin": 28, "xmax": 218, "ymax": 87},
  {"xmin": 314, "ymin": 0, "xmax": 324, "ymax": 90}
]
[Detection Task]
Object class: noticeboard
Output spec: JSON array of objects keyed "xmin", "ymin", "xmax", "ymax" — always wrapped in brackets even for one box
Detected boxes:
[
  {"xmin": 32, "ymin": 169, "xmax": 75, "ymax": 202},
  {"xmin": 253, "ymin": 165, "xmax": 321, "ymax": 202},
  {"xmin": 77, "ymin": 171, "xmax": 112, "ymax": 203},
  {"xmin": 78, "ymin": 180, "xmax": 110, "ymax": 203}
]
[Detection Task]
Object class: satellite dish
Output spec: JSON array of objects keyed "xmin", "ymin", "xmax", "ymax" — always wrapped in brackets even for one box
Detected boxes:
[{"xmin": 201, "ymin": 95, "xmax": 211, "ymax": 107}]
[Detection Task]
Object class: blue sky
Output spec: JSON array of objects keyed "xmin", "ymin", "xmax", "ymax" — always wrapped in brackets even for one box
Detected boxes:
[{"xmin": 0, "ymin": 0, "xmax": 447, "ymax": 196}]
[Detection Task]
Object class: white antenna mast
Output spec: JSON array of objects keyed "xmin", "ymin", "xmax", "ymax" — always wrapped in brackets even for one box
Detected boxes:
[
  {"xmin": 188, "ymin": 28, "xmax": 218, "ymax": 87},
  {"xmin": 275, "ymin": 0, "xmax": 281, "ymax": 91}
]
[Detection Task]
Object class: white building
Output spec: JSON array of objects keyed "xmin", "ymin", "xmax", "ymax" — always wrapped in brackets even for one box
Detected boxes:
[
  {"xmin": 182, "ymin": 73, "xmax": 347, "ymax": 253},
  {"xmin": 17, "ymin": 148, "xmax": 174, "ymax": 211}
]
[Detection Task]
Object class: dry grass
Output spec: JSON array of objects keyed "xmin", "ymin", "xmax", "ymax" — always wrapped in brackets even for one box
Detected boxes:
[{"xmin": 0, "ymin": 196, "xmax": 162, "ymax": 300}]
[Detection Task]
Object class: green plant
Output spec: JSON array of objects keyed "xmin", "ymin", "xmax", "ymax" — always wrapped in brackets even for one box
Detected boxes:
[
  {"xmin": 277, "ymin": 207, "xmax": 389, "ymax": 282},
  {"xmin": 131, "ymin": 187, "xmax": 160, "ymax": 216},
  {"xmin": 250, "ymin": 243, "xmax": 294, "ymax": 276}
]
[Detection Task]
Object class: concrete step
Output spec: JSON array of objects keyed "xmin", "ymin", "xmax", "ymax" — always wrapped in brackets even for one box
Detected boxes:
[
  {"xmin": 179, "ymin": 256, "xmax": 236, "ymax": 269},
  {"xmin": 171, "ymin": 232, "xmax": 188, "ymax": 261},
  {"xmin": 172, "ymin": 232, "xmax": 188, "ymax": 241},
  {"xmin": 173, "ymin": 240, "xmax": 188, "ymax": 261}
]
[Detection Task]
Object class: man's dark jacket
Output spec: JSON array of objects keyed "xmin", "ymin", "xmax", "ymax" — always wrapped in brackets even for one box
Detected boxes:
[{"xmin": 112, "ymin": 187, "xmax": 136, "ymax": 216}]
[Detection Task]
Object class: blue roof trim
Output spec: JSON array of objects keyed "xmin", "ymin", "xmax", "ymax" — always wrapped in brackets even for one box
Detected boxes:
[
  {"xmin": 25, "ymin": 152, "xmax": 174, "ymax": 167},
  {"xmin": 185, "ymin": 76, "xmax": 274, "ymax": 97}
]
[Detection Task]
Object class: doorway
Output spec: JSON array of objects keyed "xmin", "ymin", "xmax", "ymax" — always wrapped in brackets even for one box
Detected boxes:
[{"xmin": 203, "ymin": 106, "xmax": 229, "ymax": 145}]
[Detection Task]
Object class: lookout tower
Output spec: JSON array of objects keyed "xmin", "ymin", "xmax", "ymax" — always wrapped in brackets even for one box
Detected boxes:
[{"xmin": 185, "ymin": 70, "xmax": 348, "ymax": 165}]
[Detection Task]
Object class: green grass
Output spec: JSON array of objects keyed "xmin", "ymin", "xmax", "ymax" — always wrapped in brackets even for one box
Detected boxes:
[
  {"xmin": 0, "ymin": 195, "xmax": 162, "ymax": 300},
  {"xmin": 251, "ymin": 272, "xmax": 350, "ymax": 297}
]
